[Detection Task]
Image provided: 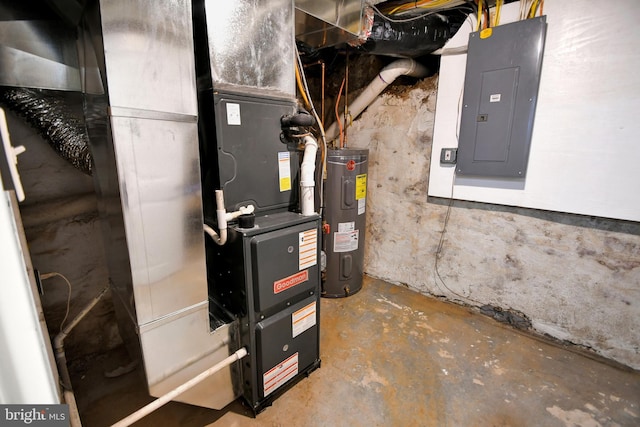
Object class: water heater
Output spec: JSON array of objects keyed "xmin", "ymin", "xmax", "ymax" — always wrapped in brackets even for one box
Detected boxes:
[{"xmin": 323, "ymin": 149, "xmax": 368, "ymax": 297}]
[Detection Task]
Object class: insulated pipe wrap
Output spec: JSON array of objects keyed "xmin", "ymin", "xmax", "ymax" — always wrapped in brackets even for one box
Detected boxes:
[{"xmin": 0, "ymin": 88, "xmax": 92, "ymax": 175}]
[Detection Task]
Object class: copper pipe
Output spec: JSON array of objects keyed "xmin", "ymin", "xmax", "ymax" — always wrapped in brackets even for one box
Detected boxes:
[
  {"xmin": 321, "ymin": 62, "xmax": 325, "ymax": 127},
  {"xmin": 302, "ymin": 61, "xmax": 326, "ymax": 128},
  {"xmin": 344, "ymin": 50, "xmax": 349, "ymax": 147}
]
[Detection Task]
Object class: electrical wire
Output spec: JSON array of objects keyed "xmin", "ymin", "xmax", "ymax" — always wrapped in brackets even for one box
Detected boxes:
[
  {"xmin": 366, "ymin": 2, "xmax": 446, "ymax": 23},
  {"xmin": 387, "ymin": 0, "xmax": 464, "ymax": 15},
  {"xmin": 433, "ymin": 76, "xmax": 481, "ymax": 305},
  {"xmin": 528, "ymin": 0, "xmax": 540, "ymax": 18},
  {"xmin": 519, "ymin": 0, "xmax": 540, "ymax": 20},
  {"xmin": 483, "ymin": 0, "xmax": 490, "ymax": 28},
  {"xmin": 40, "ymin": 272, "xmax": 72, "ymax": 331},
  {"xmin": 295, "ymin": 66, "xmax": 311, "ymax": 111},
  {"xmin": 433, "ymin": 173, "xmax": 482, "ymax": 306},
  {"xmin": 295, "ymin": 46, "xmax": 328, "ymax": 215},
  {"xmin": 493, "ymin": 0, "xmax": 503, "ymax": 27},
  {"xmin": 475, "ymin": 0, "xmax": 483, "ymax": 31}
]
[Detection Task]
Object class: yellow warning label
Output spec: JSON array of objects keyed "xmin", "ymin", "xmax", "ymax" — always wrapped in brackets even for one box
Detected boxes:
[
  {"xmin": 480, "ymin": 28, "xmax": 493, "ymax": 39},
  {"xmin": 280, "ymin": 177, "xmax": 291, "ymax": 192},
  {"xmin": 278, "ymin": 152, "xmax": 291, "ymax": 192},
  {"xmin": 356, "ymin": 174, "xmax": 367, "ymax": 200}
]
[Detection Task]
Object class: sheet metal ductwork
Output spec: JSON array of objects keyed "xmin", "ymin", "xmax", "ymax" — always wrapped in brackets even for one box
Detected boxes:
[
  {"xmin": 0, "ymin": 2, "xmax": 92, "ymax": 175},
  {"xmin": 295, "ymin": 0, "xmax": 364, "ymax": 48},
  {"xmin": 0, "ymin": 15, "xmax": 81, "ymax": 92},
  {"xmin": 0, "ymin": 88, "xmax": 92, "ymax": 175},
  {"xmin": 81, "ymin": 0, "xmax": 239, "ymax": 410},
  {"xmin": 294, "ymin": 1, "xmax": 466, "ymax": 57}
]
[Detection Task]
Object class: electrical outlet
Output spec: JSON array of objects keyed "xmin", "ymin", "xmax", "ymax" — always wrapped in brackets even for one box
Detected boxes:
[{"xmin": 440, "ymin": 148, "xmax": 457, "ymax": 164}]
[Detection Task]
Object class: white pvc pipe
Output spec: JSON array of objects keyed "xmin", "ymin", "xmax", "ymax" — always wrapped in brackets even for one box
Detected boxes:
[
  {"xmin": 204, "ymin": 223, "xmax": 226, "ymax": 246},
  {"xmin": 53, "ymin": 285, "xmax": 110, "ymax": 427},
  {"xmin": 326, "ymin": 58, "xmax": 429, "ymax": 142},
  {"xmin": 214, "ymin": 190, "xmax": 227, "ymax": 233},
  {"xmin": 300, "ymin": 135, "xmax": 318, "ymax": 216},
  {"xmin": 204, "ymin": 190, "xmax": 228, "ymax": 245},
  {"xmin": 205, "ymin": 190, "xmax": 256, "ymax": 244},
  {"xmin": 111, "ymin": 347, "xmax": 248, "ymax": 427}
]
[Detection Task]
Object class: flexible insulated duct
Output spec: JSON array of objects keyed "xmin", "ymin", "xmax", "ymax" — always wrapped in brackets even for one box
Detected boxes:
[
  {"xmin": 0, "ymin": 87, "xmax": 92, "ymax": 175},
  {"xmin": 356, "ymin": 7, "xmax": 469, "ymax": 58}
]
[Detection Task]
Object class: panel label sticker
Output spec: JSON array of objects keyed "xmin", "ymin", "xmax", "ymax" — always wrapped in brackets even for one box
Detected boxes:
[
  {"xmin": 358, "ymin": 198, "xmax": 366, "ymax": 215},
  {"xmin": 338, "ymin": 222, "xmax": 355, "ymax": 232},
  {"xmin": 333, "ymin": 230, "xmax": 359, "ymax": 253},
  {"xmin": 226, "ymin": 103, "xmax": 241, "ymax": 125},
  {"xmin": 490, "ymin": 93, "xmax": 502, "ymax": 103},
  {"xmin": 263, "ymin": 353, "xmax": 298, "ymax": 397},
  {"xmin": 292, "ymin": 301, "xmax": 317, "ymax": 338},
  {"xmin": 274, "ymin": 270, "xmax": 308, "ymax": 294},
  {"xmin": 278, "ymin": 152, "xmax": 291, "ymax": 192},
  {"xmin": 299, "ymin": 229, "xmax": 317, "ymax": 270},
  {"xmin": 356, "ymin": 173, "xmax": 367, "ymax": 200}
]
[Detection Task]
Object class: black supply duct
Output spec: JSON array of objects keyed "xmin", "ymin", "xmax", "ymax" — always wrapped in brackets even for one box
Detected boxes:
[{"xmin": 0, "ymin": 88, "xmax": 92, "ymax": 175}]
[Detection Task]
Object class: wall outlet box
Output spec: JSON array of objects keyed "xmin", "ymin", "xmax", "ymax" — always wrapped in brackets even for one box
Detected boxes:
[{"xmin": 440, "ymin": 148, "xmax": 457, "ymax": 164}]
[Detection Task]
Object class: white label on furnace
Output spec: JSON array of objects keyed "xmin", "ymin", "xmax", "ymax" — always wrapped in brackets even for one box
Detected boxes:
[
  {"xmin": 489, "ymin": 93, "xmax": 501, "ymax": 103},
  {"xmin": 333, "ymin": 230, "xmax": 359, "ymax": 253},
  {"xmin": 358, "ymin": 197, "xmax": 366, "ymax": 215},
  {"xmin": 263, "ymin": 353, "xmax": 298, "ymax": 397},
  {"xmin": 292, "ymin": 301, "xmax": 316, "ymax": 338},
  {"xmin": 226, "ymin": 103, "xmax": 241, "ymax": 125},
  {"xmin": 278, "ymin": 152, "xmax": 292, "ymax": 192},
  {"xmin": 299, "ymin": 229, "xmax": 317, "ymax": 270},
  {"xmin": 338, "ymin": 222, "xmax": 355, "ymax": 232}
]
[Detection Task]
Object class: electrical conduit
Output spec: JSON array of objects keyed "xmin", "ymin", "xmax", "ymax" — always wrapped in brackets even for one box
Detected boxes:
[{"xmin": 325, "ymin": 59, "xmax": 429, "ymax": 143}]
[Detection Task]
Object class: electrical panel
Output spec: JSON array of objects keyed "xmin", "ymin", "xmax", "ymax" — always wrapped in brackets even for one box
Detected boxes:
[{"xmin": 457, "ymin": 16, "xmax": 547, "ymax": 178}]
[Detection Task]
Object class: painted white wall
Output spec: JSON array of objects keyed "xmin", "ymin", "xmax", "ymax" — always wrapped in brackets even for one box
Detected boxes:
[
  {"xmin": 429, "ymin": 0, "xmax": 640, "ymax": 222},
  {"xmin": 0, "ymin": 184, "xmax": 59, "ymax": 404}
]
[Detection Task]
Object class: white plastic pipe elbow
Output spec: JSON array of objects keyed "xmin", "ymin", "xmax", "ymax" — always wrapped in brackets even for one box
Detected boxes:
[
  {"xmin": 325, "ymin": 58, "xmax": 429, "ymax": 142},
  {"xmin": 204, "ymin": 190, "xmax": 228, "ymax": 245}
]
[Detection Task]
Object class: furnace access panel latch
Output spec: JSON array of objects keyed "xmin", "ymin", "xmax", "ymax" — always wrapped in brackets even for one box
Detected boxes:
[{"xmin": 456, "ymin": 16, "xmax": 547, "ymax": 178}]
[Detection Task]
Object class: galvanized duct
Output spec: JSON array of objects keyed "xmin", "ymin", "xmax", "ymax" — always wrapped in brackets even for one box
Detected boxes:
[{"xmin": 0, "ymin": 87, "xmax": 92, "ymax": 175}]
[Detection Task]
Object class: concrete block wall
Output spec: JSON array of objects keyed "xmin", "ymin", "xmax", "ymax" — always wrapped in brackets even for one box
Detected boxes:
[{"xmin": 346, "ymin": 76, "xmax": 640, "ymax": 370}]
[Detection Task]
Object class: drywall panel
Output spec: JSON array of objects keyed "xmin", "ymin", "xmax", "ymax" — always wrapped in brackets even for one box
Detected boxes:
[{"xmin": 429, "ymin": 0, "xmax": 640, "ymax": 221}]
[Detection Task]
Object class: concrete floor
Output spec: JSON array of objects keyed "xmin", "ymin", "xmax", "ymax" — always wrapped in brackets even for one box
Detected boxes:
[{"xmin": 72, "ymin": 276, "xmax": 640, "ymax": 426}]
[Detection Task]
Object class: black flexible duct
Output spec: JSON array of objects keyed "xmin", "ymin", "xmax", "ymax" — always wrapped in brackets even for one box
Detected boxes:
[
  {"xmin": 0, "ymin": 87, "xmax": 92, "ymax": 175},
  {"xmin": 357, "ymin": 8, "xmax": 469, "ymax": 58}
]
